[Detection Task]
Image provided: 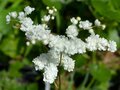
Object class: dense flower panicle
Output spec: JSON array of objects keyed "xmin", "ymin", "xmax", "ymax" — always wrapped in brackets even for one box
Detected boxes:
[
  {"xmin": 86, "ymin": 34, "xmax": 117, "ymax": 52},
  {"xmin": 6, "ymin": 6, "xmax": 117, "ymax": 84}
]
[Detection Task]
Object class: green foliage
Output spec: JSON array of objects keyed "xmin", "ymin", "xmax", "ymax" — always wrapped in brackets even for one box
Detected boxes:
[
  {"xmin": 42, "ymin": 0, "xmax": 62, "ymax": 10},
  {"xmin": 0, "ymin": 71, "xmax": 38, "ymax": 90},
  {"xmin": 91, "ymin": 0, "xmax": 120, "ymax": 22},
  {"xmin": 89, "ymin": 63, "xmax": 112, "ymax": 82}
]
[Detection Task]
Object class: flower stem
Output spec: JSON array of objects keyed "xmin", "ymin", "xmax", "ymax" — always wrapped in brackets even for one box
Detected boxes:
[
  {"xmin": 92, "ymin": 51, "xmax": 96, "ymax": 63},
  {"xmin": 58, "ymin": 52, "xmax": 62, "ymax": 90},
  {"xmin": 87, "ymin": 78, "xmax": 94, "ymax": 88}
]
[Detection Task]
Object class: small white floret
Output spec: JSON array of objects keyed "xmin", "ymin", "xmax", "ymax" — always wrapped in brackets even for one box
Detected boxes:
[
  {"xmin": 108, "ymin": 41, "xmax": 117, "ymax": 52},
  {"xmin": 24, "ymin": 6, "xmax": 35, "ymax": 15},
  {"xmin": 6, "ymin": 15, "xmax": 11, "ymax": 24},
  {"xmin": 79, "ymin": 20, "xmax": 92, "ymax": 30},
  {"xmin": 70, "ymin": 17, "xmax": 78, "ymax": 25},
  {"xmin": 94, "ymin": 19, "xmax": 101, "ymax": 26},
  {"xmin": 9, "ymin": 11, "xmax": 17, "ymax": 18}
]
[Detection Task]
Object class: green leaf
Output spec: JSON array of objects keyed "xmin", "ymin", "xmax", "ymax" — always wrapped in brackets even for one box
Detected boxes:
[
  {"xmin": 91, "ymin": 0, "xmax": 120, "ymax": 22},
  {"xmin": 108, "ymin": 29, "xmax": 120, "ymax": 48},
  {"xmin": 0, "ymin": 6, "xmax": 23, "ymax": 35},
  {"xmin": 0, "ymin": 35, "xmax": 19, "ymax": 58},
  {"xmin": 27, "ymin": 83, "xmax": 38, "ymax": 90},
  {"xmin": 0, "ymin": 10, "xmax": 11, "ymax": 35},
  {"xmin": 89, "ymin": 63, "xmax": 112, "ymax": 82},
  {"xmin": 9, "ymin": 61, "xmax": 24, "ymax": 77},
  {"xmin": 97, "ymin": 82, "xmax": 109, "ymax": 90},
  {"xmin": 72, "ymin": 54, "xmax": 88, "ymax": 68}
]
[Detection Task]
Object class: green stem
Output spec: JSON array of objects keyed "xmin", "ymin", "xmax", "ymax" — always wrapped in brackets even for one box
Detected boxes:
[
  {"xmin": 87, "ymin": 78, "xmax": 94, "ymax": 89},
  {"xmin": 58, "ymin": 52, "xmax": 62, "ymax": 90},
  {"xmin": 58, "ymin": 72, "xmax": 61, "ymax": 90},
  {"xmin": 92, "ymin": 51, "xmax": 96, "ymax": 63},
  {"xmin": 81, "ymin": 72, "xmax": 89, "ymax": 89},
  {"xmin": 54, "ymin": 82, "xmax": 58, "ymax": 90},
  {"xmin": 68, "ymin": 71, "xmax": 75, "ymax": 90}
]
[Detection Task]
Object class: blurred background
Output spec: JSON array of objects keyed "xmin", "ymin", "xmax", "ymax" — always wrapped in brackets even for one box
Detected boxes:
[{"xmin": 0, "ymin": 0, "xmax": 120, "ymax": 90}]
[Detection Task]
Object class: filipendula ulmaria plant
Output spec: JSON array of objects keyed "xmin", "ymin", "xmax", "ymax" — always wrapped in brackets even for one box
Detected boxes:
[{"xmin": 6, "ymin": 6, "xmax": 117, "ymax": 84}]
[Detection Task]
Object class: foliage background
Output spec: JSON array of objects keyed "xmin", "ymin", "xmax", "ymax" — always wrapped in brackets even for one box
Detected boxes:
[{"xmin": 0, "ymin": 0, "xmax": 120, "ymax": 90}]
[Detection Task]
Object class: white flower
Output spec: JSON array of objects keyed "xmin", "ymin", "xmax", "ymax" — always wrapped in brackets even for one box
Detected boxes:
[
  {"xmin": 89, "ymin": 29, "xmax": 95, "ymax": 35},
  {"xmin": 97, "ymin": 38, "xmax": 108, "ymax": 51},
  {"xmin": 32, "ymin": 50, "xmax": 60, "ymax": 84},
  {"xmin": 31, "ymin": 39, "xmax": 36, "ymax": 44},
  {"xmin": 47, "ymin": 50, "xmax": 60, "ymax": 66},
  {"xmin": 66, "ymin": 25, "xmax": 78, "ymax": 38},
  {"xmin": 76, "ymin": 17, "xmax": 81, "ymax": 21},
  {"xmin": 43, "ymin": 63, "xmax": 58, "ymax": 83},
  {"xmin": 6, "ymin": 6, "xmax": 117, "ymax": 84},
  {"xmin": 108, "ymin": 41, "xmax": 117, "ymax": 52},
  {"xmin": 48, "ymin": 9, "xmax": 54, "ymax": 14},
  {"xmin": 18, "ymin": 12, "xmax": 25, "ymax": 20},
  {"xmin": 34, "ymin": 25, "xmax": 51, "ymax": 44},
  {"xmin": 24, "ymin": 6, "xmax": 35, "ymax": 15},
  {"xmin": 94, "ymin": 19, "xmax": 101, "ymax": 26},
  {"xmin": 62, "ymin": 55, "xmax": 75, "ymax": 72},
  {"xmin": 51, "ymin": 16, "xmax": 55, "ymax": 20},
  {"xmin": 86, "ymin": 34, "xmax": 100, "ymax": 51},
  {"xmin": 79, "ymin": 20, "xmax": 92, "ymax": 30},
  {"xmin": 86, "ymin": 34, "xmax": 117, "ymax": 52},
  {"xmin": 9, "ymin": 11, "xmax": 17, "ymax": 18},
  {"xmin": 70, "ymin": 17, "xmax": 78, "ymax": 25},
  {"xmin": 26, "ymin": 41, "xmax": 30, "ymax": 46},
  {"xmin": 49, "ymin": 35, "xmax": 67, "ymax": 52},
  {"xmin": 101, "ymin": 24, "xmax": 106, "ymax": 30},
  {"xmin": 20, "ymin": 17, "xmax": 33, "ymax": 32},
  {"xmin": 42, "ymin": 15, "xmax": 50, "ymax": 22},
  {"xmin": 6, "ymin": 15, "xmax": 11, "ymax": 24},
  {"xmin": 32, "ymin": 53, "xmax": 48, "ymax": 70},
  {"xmin": 64, "ymin": 39, "xmax": 78, "ymax": 55},
  {"xmin": 73, "ymin": 38, "xmax": 86, "ymax": 54}
]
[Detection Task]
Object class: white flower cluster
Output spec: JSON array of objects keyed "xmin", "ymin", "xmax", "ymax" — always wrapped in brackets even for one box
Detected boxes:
[
  {"xmin": 6, "ymin": 6, "xmax": 34, "ymax": 24},
  {"xmin": 32, "ymin": 50, "xmax": 74, "ymax": 83},
  {"xmin": 6, "ymin": 6, "xmax": 117, "ymax": 83}
]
